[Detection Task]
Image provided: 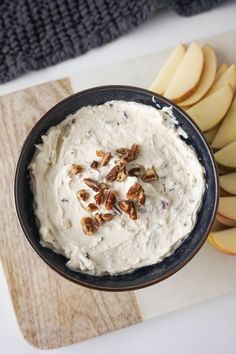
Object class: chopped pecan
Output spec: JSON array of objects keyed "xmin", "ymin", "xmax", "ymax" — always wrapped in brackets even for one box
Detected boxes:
[
  {"xmin": 116, "ymin": 167, "xmax": 127, "ymax": 182},
  {"xmin": 126, "ymin": 183, "xmax": 142, "ymax": 199},
  {"xmin": 81, "ymin": 217, "xmax": 94, "ymax": 236},
  {"xmin": 116, "ymin": 157, "xmax": 128, "ymax": 167},
  {"xmin": 90, "ymin": 160, "xmax": 98, "ymax": 169},
  {"xmin": 94, "ymin": 190, "xmax": 104, "ymax": 205},
  {"xmin": 94, "ymin": 213, "xmax": 103, "ymax": 227},
  {"xmin": 128, "ymin": 166, "xmax": 144, "ymax": 177},
  {"xmin": 77, "ymin": 189, "xmax": 89, "ymax": 201},
  {"xmin": 142, "ymin": 167, "xmax": 158, "ymax": 182},
  {"xmin": 126, "ymin": 183, "xmax": 145, "ymax": 205},
  {"xmin": 106, "ymin": 165, "xmax": 120, "ymax": 181},
  {"xmin": 96, "ymin": 150, "xmax": 106, "ymax": 157},
  {"xmin": 116, "ymin": 148, "xmax": 129, "ymax": 155},
  {"xmin": 101, "ymin": 213, "xmax": 113, "ymax": 221},
  {"xmin": 99, "ymin": 182, "xmax": 109, "ymax": 190},
  {"xmin": 129, "ymin": 202, "xmax": 137, "ymax": 220},
  {"xmin": 130, "ymin": 143, "xmax": 139, "ymax": 159},
  {"xmin": 87, "ymin": 203, "xmax": 98, "ymax": 212},
  {"xmin": 118, "ymin": 200, "xmax": 131, "ymax": 213},
  {"xmin": 101, "ymin": 152, "xmax": 112, "ymax": 166},
  {"xmin": 105, "ymin": 190, "xmax": 116, "ymax": 210},
  {"xmin": 70, "ymin": 164, "xmax": 84, "ymax": 176},
  {"xmin": 137, "ymin": 190, "xmax": 146, "ymax": 205},
  {"xmin": 83, "ymin": 178, "xmax": 100, "ymax": 192}
]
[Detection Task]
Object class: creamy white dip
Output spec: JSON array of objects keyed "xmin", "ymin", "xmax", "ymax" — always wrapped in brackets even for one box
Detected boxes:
[{"xmin": 29, "ymin": 100, "xmax": 205, "ymax": 275}]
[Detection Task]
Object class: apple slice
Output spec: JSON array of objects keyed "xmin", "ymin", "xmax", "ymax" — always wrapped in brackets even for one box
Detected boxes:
[
  {"xmin": 150, "ymin": 44, "xmax": 185, "ymax": 95},
  {"xmin": 164, "ymin": 41, "xmax": 204, "ymax": 102},
  {"xmin": 218, "ymin": 164, "xmax": 231, "ymax": 176},
  {"xmin": 204, "ymin": 124, "xmax": 219, "ymax": 144},
  {"xmin": 211, "ymin": 96, "xmax": 236, "ymax": 149},
  {"xmin": 217, "ymin": 197, "xmax": 236, "ymax": 227},
  {"xmin": 219, "ymin": 172, "xmax": 236, "ymax": 195},
  {"xmin": 214, "ymin": 140, "xmax": 236, "ymax": 168},
  {"xmin": 208, "ymin": 228, "xmax": 236, "ymax": 255},
  {"xmin": 179, "ymin": 45, "xmax": 217, "ymax": 106},
  {"xmin": 206, "ymin": 64, "xmax": 236, "ymax": 96},
  {"xmin": 186, "ymin": 85, "xmax": 233, "ymax": 132},
  {"xmin": 215, "ymin": 63, "xmax": 229, "ymax": 81},
  {"xmin": 216, "ymin": 213, "xmax": 236, "ymax": 227},
  {"xmin": 208, "ymin": 233, "xmax": 229, "ymax": 254}
]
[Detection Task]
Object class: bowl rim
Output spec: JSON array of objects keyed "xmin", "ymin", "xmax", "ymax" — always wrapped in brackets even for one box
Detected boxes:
[{"xmin": 14, "ymin": 85, "xmax": 219, "ymax": 291}]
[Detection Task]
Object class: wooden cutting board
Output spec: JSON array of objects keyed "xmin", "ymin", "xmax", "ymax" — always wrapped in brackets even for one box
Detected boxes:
[
  {"xmin": 0, "ymin": 80, "xmax": 142, "ymax": 349},
  {"xmin": 1, "ymin": 29, "xmax": 236, "ymax": 350}
]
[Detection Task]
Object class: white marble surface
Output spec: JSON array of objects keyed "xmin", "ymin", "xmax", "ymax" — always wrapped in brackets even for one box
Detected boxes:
[{"xmin": 1, "ymin": 1, "xmax": 236, "ymax": 352}]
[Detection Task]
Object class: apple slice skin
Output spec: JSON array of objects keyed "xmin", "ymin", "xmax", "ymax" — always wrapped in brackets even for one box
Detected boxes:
[
  {"xmin": 219, "ymin": 173, "xmax": 236, "ymax": 195},
  {"xmin": 216, "ymin": 213, "xmax": 236, "ymax": 227},
  {"xmin": 208, "ymin": 228, "xmax": 236, "ymax": 255},
  {"xmin": 211, "ymin": 97, "xmax": 236, "ymax": 149},
  {"xmin": 164, "ymin": 41, "xmax": 204, "ymax": 103},
  {"xmin": 186, "ymin": 85, "xmax": 233, "ymax": 132},
  {"xmin": 214, "ymin": 140, "xmax": 236, "ymax": 169},
  {"xmin": 150, "ymin": 43, "xmax": 185, "ymax": 95},
  {"xmin": 179, "ymin": 45, "xmax": 217, "ymax": 107}
]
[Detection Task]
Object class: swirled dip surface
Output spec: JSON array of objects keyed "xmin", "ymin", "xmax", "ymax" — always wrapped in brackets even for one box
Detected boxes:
[{"xmin": 29, "ymin": 100, "xmax": 205, "ymax": 275}]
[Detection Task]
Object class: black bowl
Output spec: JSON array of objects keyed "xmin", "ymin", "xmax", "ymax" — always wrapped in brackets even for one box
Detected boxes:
[{"xmin": 14, "ymin": 85, "xmax": 218, "ymax": 291}]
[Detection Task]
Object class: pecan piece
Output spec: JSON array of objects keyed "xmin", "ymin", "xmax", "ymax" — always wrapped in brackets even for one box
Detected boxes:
[
  {"xmin": 142, "ymin": 167, "xmax": 158, "ymax": 182},
  {"xmin": 126, "ymin": 183, "xmax": 145, "ymax": 205},
  {"xmin": 126, "ymin": 183, "xmax": 142, "ymax": 199},
  {"xmin": 90, "ymin": 160, "xmax": 98, "ymax": 169},
  {"xmin": 81, "ymin": 217, "xmax": 94, "ymax": 236},
  {"xmin": 105, "ymin": 190, "xmax": 116, "ymax": 210},
  {"xmin": 87, "ymin": 203, "xmax": 98, "ymax": 212},
  {"xmin": 116, "ymin": 147, "xmax": 129, "ymax": 155},
  {"xmin": 129, "ymin": 202, "xmax": 137, "ymax": 220},
  {"xmin": 101, "ymin": 213, "xmax": 113, "ymax": 221},
  {"xmin": 137, "ymin": 190, "xmax": 146, "ymax": 205},
  {"xmin": 106, "ymin": 165, "xmax": 120, "ymax": 181},
  {"xmin": 101, "ymin": 152, "xmax": 112, "ymax": 166},
  {"xmin": 70, "ymin": 164, "xmax": 84, "ymax": 176},
  {"xmin": 130, "ymin": 143, "xmax": 139, "ymax": 159},
  {"xmin": 128, "ymin": 166, "xmax": 144, "ymax": 177},
  {"xmin": 116, "ymin": 168, "xmax": 127, "ymax": 182},
  {"xmin": 83, "ymin": 178, "xmax": 100, "ymax": 192},
  {"xmin": 94, "ymin": 213, "xmax": 103, "ymax": 227},
  {"xmin": 118, "ymin": 200, "xmax": 131, "ymax": 213},
  {"xmin": 99, "ymin": 182, "xmax": 109, "ymax": 190},
  {"xmin": 77, "ymin": 189, "xmax": 89, "ymax": 201},
  {"xmin": 96, "ymin": 150, "xmax": 106, "ymax": 157},
  {"xmin": 94, "ymin": 190, "xmax": 104, "ymax": 205}
]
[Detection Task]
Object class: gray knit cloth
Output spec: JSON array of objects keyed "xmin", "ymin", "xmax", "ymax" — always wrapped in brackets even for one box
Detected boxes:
[{"xmin": 0, "ymin": 0, "xmax": 224, "ymax": 83}]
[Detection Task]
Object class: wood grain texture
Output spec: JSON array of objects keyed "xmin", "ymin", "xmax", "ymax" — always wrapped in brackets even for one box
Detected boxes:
[{"xmin": 0, "ymin": 79, "xmax": 142, "ymax": 349}]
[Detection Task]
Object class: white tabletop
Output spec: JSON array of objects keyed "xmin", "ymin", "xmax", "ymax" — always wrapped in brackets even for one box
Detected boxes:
[{"xmin": 1, "ymin": 2, "xmax": 236, "ymax": 353}]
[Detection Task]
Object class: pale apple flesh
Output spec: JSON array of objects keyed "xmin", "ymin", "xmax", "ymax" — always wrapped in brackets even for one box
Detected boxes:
[
  {"xmin": 186, "ymin": 85, "xmax": 233, "ymax": 132},
  {"xmin": 150, "ymin": 43, "xmax": 185, "ymax": 95},
  {"xmin": 208, "ymin": 228, "xmax": 236, "ymax": 255},
  {"xmin": 179, "ymin": 44, "xmax": 217, "ymax": 106},
  {"xmin": 164, "ymin": 41, "xmax": 204, "ymax": 103},
  {"xmin": 219, "ymin": 173, "xmax": 236, "ymax": 195},
  {"xmin": 211, "ymin": 96, "xmax": 236, "ymax": 149},
  {"xmin": 204, "ymin": 124, "xmax": 219, "ymax": 144},
  {"xmin": 206, "ymin": 64, "xmax": 236, "ymax": 96},
  {"xmin": 215, "ymin": 63, "xmax": 229, "ymax": 81},
  {"xmin": 214, "ymin": 140, "xmax": 236, "ymax": 169}
]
